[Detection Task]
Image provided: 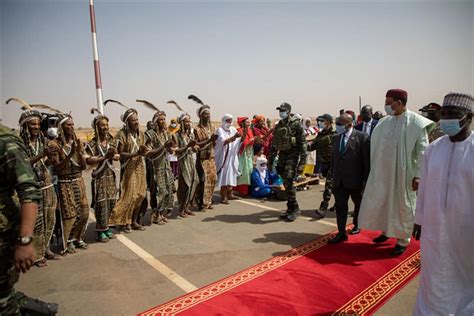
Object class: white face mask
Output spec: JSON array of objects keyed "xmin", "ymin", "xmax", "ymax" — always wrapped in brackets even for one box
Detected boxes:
[
  {"xmin": 170, "ymin": 123, "xmax": 177, "ymax": 128},
  {"xmin": 223, "ymin": 122, "xmax": 232, "ymax": 130},
  {"xmin": 317, "ymin": 121, "xmax": 325, "ymax": 129},
  {"xmin": 47, "ymin": 127, "xmax": 58, "ymax": 138}
]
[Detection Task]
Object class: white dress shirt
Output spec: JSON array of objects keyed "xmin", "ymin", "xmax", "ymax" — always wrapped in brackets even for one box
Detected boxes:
[{"xmin": 362, "ymin": 119, "xmax": 373, "ymax": 135}]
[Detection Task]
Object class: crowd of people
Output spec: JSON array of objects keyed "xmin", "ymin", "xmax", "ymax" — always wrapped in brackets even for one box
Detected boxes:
[{"xmin": 0, "ymin": 89, "xmax": 472, "ymax": 315}]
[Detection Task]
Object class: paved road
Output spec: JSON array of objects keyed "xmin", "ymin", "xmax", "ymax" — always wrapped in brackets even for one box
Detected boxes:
[{"xmin": 17, "ymin": 171, "xmax": 418, "ymax": 315}]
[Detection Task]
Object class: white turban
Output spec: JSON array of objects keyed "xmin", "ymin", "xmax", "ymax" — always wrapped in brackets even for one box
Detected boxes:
[
  {"xmin": 256, "ymin": 156, "xmax": 268, "ymax": 184},
  {"xmin": 221, "ymin": 114, "xmax": 233, "ymax": 123}
]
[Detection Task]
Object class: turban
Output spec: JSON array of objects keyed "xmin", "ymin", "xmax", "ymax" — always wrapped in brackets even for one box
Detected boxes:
[
  {"xmin": 256, "ymin": 156, "xmax": 268, "ymax": 167},
  {"xmin": 442, "ymin": 92, "xmax": 473, "ymax": 113},
  {"xmin": 19, "ymin": 110, "xmax": 42, "ymax": 126},
  {"xmin": 386, "ymin": 89, "xmax": 408, "ymax": 102},
  {"xmin": 252, "ymin": 115, "xmax": 265, "ymax": 125},
  {"xmin": 221, "ymin": 114, "xmax": 233, "ymax": 123},
  {"xmin": 237, "ymin": 116, "xmax": 248, "ymax": 127}
]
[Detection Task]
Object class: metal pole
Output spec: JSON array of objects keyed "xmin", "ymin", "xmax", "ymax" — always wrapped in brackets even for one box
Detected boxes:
[
  {"xmin": 89, "ymin": 0, "xmax": 104, "ymax": 114},
  {"xmin": 359, "ymin": 96, "xmax": 362, "ymax": 113}
]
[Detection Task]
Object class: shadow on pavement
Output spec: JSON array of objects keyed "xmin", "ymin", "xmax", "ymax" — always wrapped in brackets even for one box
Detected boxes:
[
  {"xmin": 253, "ymin": 231, "xmax": 323, "ymax": 250},
  {"xmin": 201, "ymin": 210, "xmax": 282, "ymax": 225},
  {"xmin": 300, "ymin": 209, "xmax": 337, "ymax": 222}
]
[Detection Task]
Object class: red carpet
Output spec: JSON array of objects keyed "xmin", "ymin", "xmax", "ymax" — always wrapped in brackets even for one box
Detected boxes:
[{"xmin": 139, "ymin": 230, "xmax": 420, "ymax": 316}]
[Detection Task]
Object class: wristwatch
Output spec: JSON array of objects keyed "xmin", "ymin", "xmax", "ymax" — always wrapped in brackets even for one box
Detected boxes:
[{"xmin": 17, "ymin": 235, "xmax": 33, "ymax": 246}]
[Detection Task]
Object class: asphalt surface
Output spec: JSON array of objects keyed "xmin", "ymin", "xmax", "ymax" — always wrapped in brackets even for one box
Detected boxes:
[{"xmin": 17, "ymin": 171, "xmax": 418, "ymax": 315}]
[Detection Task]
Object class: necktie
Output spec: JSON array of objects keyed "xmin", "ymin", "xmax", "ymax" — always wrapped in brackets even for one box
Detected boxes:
[{"xmin": 340, "ymin": 134, "xmax": 346, "ymax": 154}]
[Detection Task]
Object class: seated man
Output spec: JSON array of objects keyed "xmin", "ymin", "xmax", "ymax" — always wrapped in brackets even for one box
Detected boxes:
[{"xmin": 250, "ymin": 157, "xmax": 283, "ymax": 199}]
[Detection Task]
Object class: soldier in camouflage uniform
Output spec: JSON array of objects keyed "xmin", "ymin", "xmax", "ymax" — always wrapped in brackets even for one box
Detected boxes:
[
  {"xmin": 268, "ymin": 103, "xmax": 307, "ymax": 222},
  {"xmin": 419, "ymin": 103, "xmax": 445, "ymax": 143},
  {"xmin": 0, "ymin": 124, "xmax": 58, "ymax": 315},
  {"xmin": 307, "ymin": 114, "xmax": 336, "ymax": 218}
]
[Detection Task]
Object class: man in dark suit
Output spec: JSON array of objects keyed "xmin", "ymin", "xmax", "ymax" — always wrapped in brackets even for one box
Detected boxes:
[
  {"xmin": 328, "ymin": 114, "xmax": 370, "ymax": 243},
  {"xmin": 355, "ymin": 105, "xmax": 378, "ymax": 137}
]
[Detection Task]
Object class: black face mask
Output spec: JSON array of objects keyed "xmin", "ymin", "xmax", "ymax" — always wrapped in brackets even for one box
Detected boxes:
[
  {"xmin": 426, "ymin": 111, "xmax": 440, "ymax": 122},
  {"xmin": 361, "ymin": 113, "xmax": 372, "ymax": 122}
]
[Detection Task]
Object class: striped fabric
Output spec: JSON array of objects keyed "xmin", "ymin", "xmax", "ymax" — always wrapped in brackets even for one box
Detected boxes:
[{"xmin": 442, "ymin": 92, "xmax": 473, "ymax": 112}]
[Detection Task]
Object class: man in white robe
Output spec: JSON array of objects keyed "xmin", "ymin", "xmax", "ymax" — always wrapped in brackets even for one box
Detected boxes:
[
  {"xmin": 215, "ymin": 114, "xmax": 241, "ymax": 204},
  {"xmin": 358, "ymin": 89, "xmax": 435, "ymax": 255},
  {"xmin": 413, "ymin": 92, "xmax": 474, "ymax": 316}
]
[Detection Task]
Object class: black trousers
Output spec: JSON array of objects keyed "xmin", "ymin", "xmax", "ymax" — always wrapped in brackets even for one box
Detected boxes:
[{"xmin": 334, "ymin": 186, "xmax": 362, "ymax": 235}]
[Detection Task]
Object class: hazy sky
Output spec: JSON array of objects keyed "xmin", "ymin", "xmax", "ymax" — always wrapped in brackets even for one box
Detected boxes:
[{"xmin": 1, "ymin": 0, "xmax": 473, "ymax": 128}]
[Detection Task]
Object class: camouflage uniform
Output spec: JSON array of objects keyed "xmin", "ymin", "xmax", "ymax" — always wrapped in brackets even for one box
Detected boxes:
[
  {"xmin": 428, "ymin": 124, "xmax": 445, "ymax": 143},
  {"xmin": 307, "ymin": 126, "xmax": 336, "ymax": 211},
  {"xmin": 0, "ymin": 124, "xmax": 41, "ymax": 314},
  {"xmin": 269, "ymin": 105, "xmax": 307, "ymax": 220}
]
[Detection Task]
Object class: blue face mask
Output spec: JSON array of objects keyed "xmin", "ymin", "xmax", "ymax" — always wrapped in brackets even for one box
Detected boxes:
[
  {"xmin": 385, "ymin": 105, "xmax": 395, "ymax": 116},
  {"xmin": 440, "ymin": 117, "xmax": 465, "ymax": 136},
  {"xmin": 335, "ymin": 125, "xmax": 345, "ymax": 134},
  {"xmin": 279, "ymin": 111, "xmax": 289, "ymax": 119}
]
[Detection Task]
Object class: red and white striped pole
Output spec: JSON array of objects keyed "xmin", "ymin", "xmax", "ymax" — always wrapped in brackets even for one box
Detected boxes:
[{"xmin": 89, "ymin": 0, "xmax": 104, "ymax": 114}]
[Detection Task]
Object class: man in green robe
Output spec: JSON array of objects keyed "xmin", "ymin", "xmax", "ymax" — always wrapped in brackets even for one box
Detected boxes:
[{"xmin": 358, "ymin": 89, "xmax": 435, "ymax": 256}]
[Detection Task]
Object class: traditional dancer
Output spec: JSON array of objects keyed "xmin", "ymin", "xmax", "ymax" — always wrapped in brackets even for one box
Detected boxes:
[
  {"xmin": 145, "ymin": 110, "xmax": 176, "ymax": 224},
  {"xmin": 175, "ymin": 113, "xmax": 200, "ymax": 217},
  {"xmin": 108, "ymin": 106, "xmax": 148, "ymax": 233},
  {"xmin": 13, "ymin": 99, "xmax": 58, "ymax": 265},
  {"xmin": 51, "ymin": 114, "xmax": 89, "ymax": 254},
  {"xmin": 193, "ymin": 104, "xmax": 218, "ymax": 210},
  {"xmin": 85, "ymin": 112, "xmax": 118, "ymax": 242}
]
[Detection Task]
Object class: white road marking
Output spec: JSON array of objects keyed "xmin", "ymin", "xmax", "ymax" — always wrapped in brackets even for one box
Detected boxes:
[
  {"xmin": 116, "ymin": 235, "xmax": 198, "ymax": 293},
  {"xmin": 88, "ymin": 212, "xmax": 197, "ymax": 293},
  {"xmin": 233, "ymin": 199, "xmax": 338, "ymax": 228}
]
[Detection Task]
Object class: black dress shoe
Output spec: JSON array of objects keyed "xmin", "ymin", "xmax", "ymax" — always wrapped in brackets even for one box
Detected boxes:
[
  {"xmin": 328, "ymin": 234, "xmax": 348, "ymax": 244},
  {"xmin": 349, "ymin": 227, "xmax": 361, "ymax": 235},
  {"xmin": 390, "ymin": 244, "xmax": 407, "ymax": 256},
  {"xmin": 373, "ymin": 234, "xmax": 389, "ymax": 243}
]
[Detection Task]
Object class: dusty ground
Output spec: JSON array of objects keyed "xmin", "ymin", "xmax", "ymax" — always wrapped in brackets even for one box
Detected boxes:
[{"xmin": 17, "ymin": 170, "xmax": 418, "ymax": 315}]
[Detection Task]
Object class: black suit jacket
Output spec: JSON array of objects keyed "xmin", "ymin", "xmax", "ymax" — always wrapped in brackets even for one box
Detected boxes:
[
  {"xmin": 331, "ymin": 129, "xmax": 370, "ymax": 190},
  {"xmin": 354, "ymin": 119, "xmax": 378, "ymax": 137}
]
